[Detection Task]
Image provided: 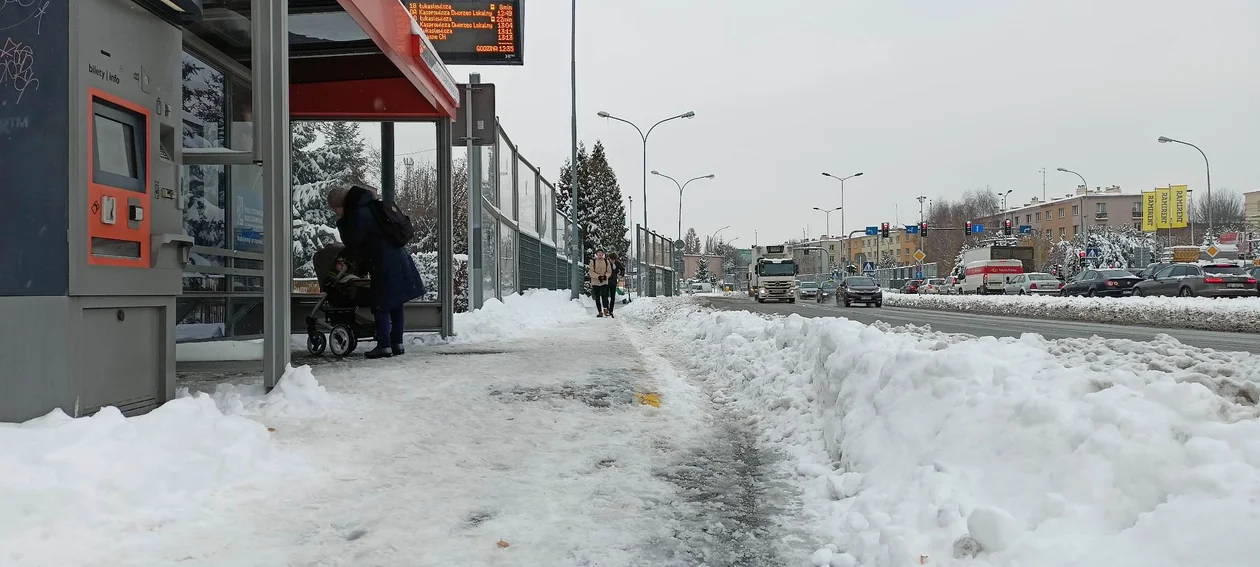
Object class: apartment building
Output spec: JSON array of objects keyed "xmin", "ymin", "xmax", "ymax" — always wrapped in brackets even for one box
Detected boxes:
[
  {"xmin": 826, "ymin": 228, "xmax": 923, "ymax": 268},
  {"xmin": 1245, "ymin": 190, "xmax": 1260, "ymax": 230},
  {"xmin": 982, "ymin": 186, "xmax": 1144, "ymax": 242}
]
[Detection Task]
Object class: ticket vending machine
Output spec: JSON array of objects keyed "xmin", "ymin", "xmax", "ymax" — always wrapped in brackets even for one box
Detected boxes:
[{"xmin": 0, "ymin": 0, "xmax": 201, "ymax": 422}]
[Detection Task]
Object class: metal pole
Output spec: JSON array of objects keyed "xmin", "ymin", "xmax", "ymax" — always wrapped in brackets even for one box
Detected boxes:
[
  {"xmin": 568, "ymin": 0, "xmax": 582, "ymax": 298},
  {"xmin": 381, "ymin": 122, "xmax": 395, "ymax": 202},
  {"xmin": 1158, "ymin": 137, "xmax": 1212, "ymax": 243},
  {"xmin": 467, "ymin": 74, "xmax": 483, "ymax": 309},
  {"xmin": 256, "ymin": 0, "xmax": 292, "ymax": 390},
  {"xmin": 436, "ymin": 119, "xmax": 454, "ymax": 336}
]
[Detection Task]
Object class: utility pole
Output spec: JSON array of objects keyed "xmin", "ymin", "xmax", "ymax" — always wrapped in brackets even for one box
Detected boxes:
[
  {"xmin": 568, "ymin": 0, "xmax": 581, "ymax": 299},
  {"xmin": 1039, "ymin": 168, "xmax": 1047, "ymax": 201}
]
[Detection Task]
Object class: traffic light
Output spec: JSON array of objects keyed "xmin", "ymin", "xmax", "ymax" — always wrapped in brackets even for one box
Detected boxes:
[
  {"xmin": 920, "ymin": 222, "xmax": 928, "ymax": 237},
  {"xmin": 880, "ymin": 222, "xmax": 890, "ymax": 238},
  {"xmin": 965, "ymin": 221, "xmax": 973, "ymax": 234},
  {"xmin": 1003, "ymin": 219, "xmax": 1012, "ymax": 236}
]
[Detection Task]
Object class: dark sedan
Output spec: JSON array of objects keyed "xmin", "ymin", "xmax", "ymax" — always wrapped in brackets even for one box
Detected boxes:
[
  {"xmin": 899, "ymin": 279, "xmax": 923, "ymax": 294},
  {"xmin": 1133, "ymin": 263, "xmax": 1258, "ymax": 298},
  {"xmin": 816, "ymin": 280, "xmax": 839, "ymax": 302},
  {"xmin": 1061, "ymin": 269, "xmax": 1143, "ymax": 297},
  {"xmin": 839, "ymin": 276, "xmax": 883, "ymax": 307}
]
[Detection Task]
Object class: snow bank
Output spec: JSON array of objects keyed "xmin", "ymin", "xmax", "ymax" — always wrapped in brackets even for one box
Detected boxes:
[
  {"xmin": 178, "ymin": 364, "xmax": 335, "ymax": 419},
  {"xmin": 0, "ymin": 397, "xmax": 298, "ymax": 565},
  {"xmin": 623, "ymin": 297, "xmax": 1260, "ymax": 567},
  {"xmin": 445, "ymin": 288, "xmax": 591, "ymax": 343},
  {"xmin": 887, "ymin": 293, "xmax": 1260, "ymax": 333}
]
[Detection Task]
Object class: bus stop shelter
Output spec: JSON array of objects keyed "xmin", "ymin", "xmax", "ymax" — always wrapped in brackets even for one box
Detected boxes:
[{"xmin": 185, "ymin": 0, "xmax": 459, "ymax": 388}]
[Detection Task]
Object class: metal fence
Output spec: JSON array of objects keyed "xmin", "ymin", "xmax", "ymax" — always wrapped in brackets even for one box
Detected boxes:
[
  {"xmin": 472, "ymin": 121, "xmax": 577, "ymax": 307},
  {"xmin": 635, "ymin": 225, "xmax": 676, "ymax": 297}
]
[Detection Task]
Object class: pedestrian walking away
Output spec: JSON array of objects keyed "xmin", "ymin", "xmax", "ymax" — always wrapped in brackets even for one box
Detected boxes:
[
  {"xmin": 588, "ymin": 248, "xmax": 614, "ymax": 317},
  {"xmin": 327, "ymin": 185, "xmax": 426, "ymax": 358},
  {"xmin": 607, "ymin": 253, "xmax": 625, "ymax": 317}
]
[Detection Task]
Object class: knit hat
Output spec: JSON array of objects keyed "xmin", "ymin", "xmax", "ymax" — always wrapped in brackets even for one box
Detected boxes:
[{"xmin": 326, "ymin": 186, "xmax": 350, "ymax": 208}]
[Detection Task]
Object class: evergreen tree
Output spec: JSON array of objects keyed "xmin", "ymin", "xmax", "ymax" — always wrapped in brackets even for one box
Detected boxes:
[
  {"xmin": 556, "ymin": 143, "xmax": 592, "ymax": 259},
  {"xmin": 694, "ymin": 253, "xmax": 714, "ymax": 282},
  {"xmin": 317, "ymin": 122, "xmax": 371, "ymax": 186},
  {"xmin": 684, "ymin": 227, "xmax": 701, "ymax": 254},
  {"xmin": 290, "ymin": 121, "xmax": 339, "ymax": 277},
  {"xmin": 585, "ymin": 141, "xmax": 630, "ymax": 258}
]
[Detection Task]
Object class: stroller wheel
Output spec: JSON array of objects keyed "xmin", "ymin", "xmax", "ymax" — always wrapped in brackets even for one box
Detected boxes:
[
  {"xmin": 307, "ymin": 332, "xmax": 327, "ymax": 355},
  {"xmin": 329, "ymin": 325, "xmax": 356, "ymax": 357}
]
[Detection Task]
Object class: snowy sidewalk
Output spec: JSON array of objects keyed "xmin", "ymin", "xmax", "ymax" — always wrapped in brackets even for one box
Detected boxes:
[{"xmin": 1, "ymin": 291, "xmax": 817, "ymax": 566}]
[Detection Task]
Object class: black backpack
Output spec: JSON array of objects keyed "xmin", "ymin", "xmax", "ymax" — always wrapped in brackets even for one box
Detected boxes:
[{"xmin": 367, "ymin": 198, "xmax": 415, "ymax": 248}]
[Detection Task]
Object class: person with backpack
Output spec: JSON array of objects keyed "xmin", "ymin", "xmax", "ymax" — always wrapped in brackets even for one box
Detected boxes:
[
  {"xmin": 327, "ymin": 185, "xmax": 425, "ymax": 359},
  {"xmin": 588, "ymin": 248, "xmax": 613, "ymax": 317},
  {"xmin": 607, "ymin": 252, "xmax": 625, "ymax": 316}
]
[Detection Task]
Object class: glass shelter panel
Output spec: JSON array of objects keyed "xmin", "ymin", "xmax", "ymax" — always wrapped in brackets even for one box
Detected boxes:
[
  {"xmin": 517, "ymin": 158, "xmax": 536, "ymax": 234},
  {"xmin": 497, "ymin": 134, "xmax": 514, "ymax": 217},
  {"xmin": 500, "ymin": 220, "xmax": 517, "ymax": 296}
]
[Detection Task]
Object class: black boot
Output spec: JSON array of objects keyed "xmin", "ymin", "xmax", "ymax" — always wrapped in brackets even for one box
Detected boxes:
[
  {"xmin": 365, "ymin": 345, "xmax": 393, "ymax": 359},
  {"xmin": 392, "ymin": 344, "xmax": 406, "ymax": 356}
]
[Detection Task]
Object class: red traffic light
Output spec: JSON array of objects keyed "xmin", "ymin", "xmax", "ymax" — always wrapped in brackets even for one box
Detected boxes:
[
  {"xmin": 1004, "ymin": 219, "xmax": 1012, "ymax": 227},
  {"xmin": 1079, "ymin": 251, "xmax": 1086, "ymax": 258}
]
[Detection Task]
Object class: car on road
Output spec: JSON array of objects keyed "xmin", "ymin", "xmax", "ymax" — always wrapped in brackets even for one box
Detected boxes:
[
  {"xmin": 1003, "ymin": 272, "xmax": 1063, "ymax": 295},
  {"xmin": 943, "ymin": 275, "xmax": 962, "ymax": 294},
  {"xmin": 797, "ymin": 280, "xmax": 820, "ymax": 300},
  {"xmin": 839, "ymin": 275, "xmax": 883, "ymax": 307},
  {"xmin": 816, "ymin": 280, "xmax": 838, "ymax": 302},
  {"xmin": 921, "ymin": 278, "xmax": 947, "ymax": 294},
  {"xmin": 1249, "ymin": 266, "xmax": 1260, "ymax": 293},
  {"xmin": 1135, "ymin": 263, "xmax": 1172, "ymax": 280},
  {"xmin": 1061, "ymin": 269, "xmax": 1143, "ymax": 297},
  {"xmin": 1132, "ymin": 263, "xmax": 1258, "ymax": 298},
  {"xmin": 899, "ymin": 279, "xmax": 923, "ymax": 294}
]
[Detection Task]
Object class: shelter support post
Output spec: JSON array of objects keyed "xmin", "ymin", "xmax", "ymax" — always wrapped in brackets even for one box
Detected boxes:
[
  {"xmin": 437, "ymin": 119, "xmax": 455, "ymax": 337},
  {"xmin": 467, "ymin": 74, "xmax": 484, "ymax": 310},
  {"xmin": 381, "ymin": 122, "xmax": 396, "ymax": 202},
  {"xmin": 256, "ymin": 0, "xmax": 292, "ymax": 389}
]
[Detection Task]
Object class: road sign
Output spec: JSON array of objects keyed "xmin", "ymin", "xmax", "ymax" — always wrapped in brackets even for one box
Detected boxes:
[
  {"xmin": 1018, "ymin": 225, "xmax": 1033, "ymax": 234},
  {"xmin": 915, "ymin": 270, "xmax": 923, "ymax": 279},
  {"xmin": 674, "ymin": 239, "xmax": 685, "ymax": 252},
  {"xmin": 865, "ymin": 226, "xmax": 879, "ymax": 236},
  {"xmin": 1085, "ymin": 247, "xmax": 1100, "ymax": 260},
  {"xmin": 1206, "ymin": 245, "xmax": 1219, "ymax": 258},
  {"xmin": 912, "ymin": 249, "xmax": 926, "ymax": 262},
  {"xmin": 972, "ymin": 223, "xmax": 985, "ymax": 234},
  {"xmin": 904, "ymin": 225, "xmax": 919, "ymax": 235},
  {"xmin": 862, "ymin": 262, "xmax": 875, "ymax": 274}
]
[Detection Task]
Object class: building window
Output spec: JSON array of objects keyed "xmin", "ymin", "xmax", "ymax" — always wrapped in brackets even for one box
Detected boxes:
[
  {"xmin": 1059, "ymin": 208, "xmax": 1065, "ymax": 219},
  {"xmin": 1073, "ymin": 225, "xmax": 1079, "ymax": 235},
  {"xmin": 1072, "ymin": 205, "xmax": 1079, "ymax": 216},
  {"xmin": 1059, "ymin": 227, "xmax": 1066, "ymax": 238},
  {"xmin": 1035, "ymin": 212, "xmax": 1041, "ymax": 222},
  {"xmin": 1096, "ymin": 202, "xmax": 1107, "ymax": 214},
  {"xmin": 1026, "ymin": 214, "xmax": 1031, "ymax": 224}
]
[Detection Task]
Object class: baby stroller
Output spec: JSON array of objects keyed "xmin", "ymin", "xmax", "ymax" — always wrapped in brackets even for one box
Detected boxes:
[{"xmin": 305, "ymin": 243, "xmax": 378, "ymax": 357}]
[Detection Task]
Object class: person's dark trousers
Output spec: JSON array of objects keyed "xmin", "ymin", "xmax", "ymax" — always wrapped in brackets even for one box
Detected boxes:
[
  {"xmin": 604, "ymin": 284, "xmax": 617, "ymax": 316},
  {"xmin": 592, "ymin": 284, "xmax": 609, "ymax": 314},
  {"xmin": 373, "ymin": 305, "xmax": 406, "ymax": 353}
]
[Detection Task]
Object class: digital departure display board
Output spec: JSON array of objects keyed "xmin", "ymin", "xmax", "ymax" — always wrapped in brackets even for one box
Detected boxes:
[{"xmin": 407, "ymin": 1, "xmax": 523, "ymax": 66}]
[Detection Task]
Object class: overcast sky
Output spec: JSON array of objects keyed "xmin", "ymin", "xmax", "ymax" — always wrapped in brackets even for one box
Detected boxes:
[{"xmin": 390, "ymin": 0, "xmax": 1260, "ymax": 247}]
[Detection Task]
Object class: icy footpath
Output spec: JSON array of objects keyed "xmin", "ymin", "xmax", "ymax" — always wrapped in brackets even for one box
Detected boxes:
[
  {"xmin": 886, "ymin": 293, "xmax": 1260, "ymax": 333},
  {"xmin": 0, "ymin": 290, "xmax": 719, "ymax": 566},
  {"xmin": 621, "ymin": 297, "xmax": 1260, "ymax": 567}
]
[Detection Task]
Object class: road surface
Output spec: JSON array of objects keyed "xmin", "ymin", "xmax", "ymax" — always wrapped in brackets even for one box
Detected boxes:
[{"xmin": 699, "ymin": 296, "xmax": 1259, "ymax": 353}]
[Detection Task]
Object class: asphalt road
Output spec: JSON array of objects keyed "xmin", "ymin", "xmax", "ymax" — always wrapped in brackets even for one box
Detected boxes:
[{"xmin": 699, "ymin": 296, "xmax": 1260, "ymax": 353}]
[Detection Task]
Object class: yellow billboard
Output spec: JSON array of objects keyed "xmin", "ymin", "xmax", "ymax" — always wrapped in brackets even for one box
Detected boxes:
[
  {"xmin": 1156, "ymin": 188, "xmax": 1172, "ymax": 229},
  {"xmin": 1142, "ymin": 191, "xmax": 1157, "ymax": 232},
  {"xmin": 1170, "ymin": 184, "xmax": 1188, "ymax": 228}
]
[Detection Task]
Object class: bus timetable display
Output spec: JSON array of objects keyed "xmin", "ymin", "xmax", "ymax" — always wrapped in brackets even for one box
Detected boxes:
[{"xmin": 408, "ymin": 1, "xmax": 522, "ymax": 65}]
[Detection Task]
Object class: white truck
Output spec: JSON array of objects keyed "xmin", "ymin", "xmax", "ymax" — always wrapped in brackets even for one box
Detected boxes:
[{"xmin": 748, "ymin": 244, "xmax": 799, "ymax": 303}]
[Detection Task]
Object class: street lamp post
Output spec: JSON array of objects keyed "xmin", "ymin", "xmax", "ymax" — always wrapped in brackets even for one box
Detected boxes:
[
  {"xmin": 813, "ymin": 206, "xmax": 841, "ymax": 270},
  {"xmin": 598, "ymin": 109, "xmax": 697, "ymax": 293},
  {"xmin": 651, "ymin": 170, "xmax": 716, "ymax": 249},
  {"xmin": 821, "ymin": 171, "xmax": 864, "ymax": 271},
  {"xmin": 1158, "ymin": 136, "xmax": 1212, "ymax": 242},
  {"xmin": 709, "ymin": 225, "xmax": 731, "ymax": 253},
  {"xmin": 567, "ymin": 0, "xmax": 581, "ymax": 298},
  {"xmin": 1056, "ymin": 167, "xmax": 1090, "ymax": 262}
]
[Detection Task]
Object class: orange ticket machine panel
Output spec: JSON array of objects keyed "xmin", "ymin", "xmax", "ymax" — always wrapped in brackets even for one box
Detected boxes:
[{"xmin": 87, "ymin": 88, "xmax": 152, "ymax": 268}]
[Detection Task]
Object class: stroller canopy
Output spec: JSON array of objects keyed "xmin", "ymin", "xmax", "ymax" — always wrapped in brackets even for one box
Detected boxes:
[{"xmin": 313, "ymin": 242, "xmax": 348, "ymax": 280}]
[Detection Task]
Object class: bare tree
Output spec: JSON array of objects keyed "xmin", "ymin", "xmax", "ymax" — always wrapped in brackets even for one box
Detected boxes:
[
  {"xmin": 1190, "ymin": 188, "xmax": 1247, "ymax": 230},
  {"xmin": 924, "ymin": 186, "xmax": 1001, "ymax": 275}
]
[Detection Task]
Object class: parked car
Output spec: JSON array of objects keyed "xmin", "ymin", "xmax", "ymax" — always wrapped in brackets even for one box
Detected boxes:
[
  {"xmin": 943, "ymin": 275, "xmax": 963, "ymax": 295},
  {"xmin": 839, "ymin": 276, "xmax": 883, "ymax": 307},
  {"xmin": 922, "ymin": 278, "xmax": 947, "ymax": 294},
  {"xmin": 1248, "ymin": 266, "xmax": 1260, "ymax": 294},
  {"xmin": 1132, "ymin": 263, "xmax": 1258, "ymax": 298},
  {"xmin": 899, "ymin": 279, "xmax": 923, "ymax": 294},
  {"xmin": 1003, "ymin": 272, "xmax": 1063, "ymax": 295},
  {"xmin": 1061, "ymin": 269, "xmax": 1143, "ymax": 297},
  {"xmin": 816, "ymin": 280, "xmax": 838, "ymax": 302},
  {"xmin": 1135, "ymin": 262, "xmax": 1172, "ymax": 280},
  {"xmin": 798, "ymin": 280, "xmax": 820, "ymax": 300}
]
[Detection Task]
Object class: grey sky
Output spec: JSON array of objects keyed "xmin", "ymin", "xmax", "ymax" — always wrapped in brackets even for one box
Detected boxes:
[{"xmin": 395, "ymin": 0, "xmax": 1260, "ymax": 247}]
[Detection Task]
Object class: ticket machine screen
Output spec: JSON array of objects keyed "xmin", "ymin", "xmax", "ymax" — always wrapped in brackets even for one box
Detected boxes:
[
  {"xmin": 92, "ymin": 100, "xmax": 146, "ymax": 193},
  {"xmin": 87, "ymin": 90, "xmax": 151, "ymax": 267}
]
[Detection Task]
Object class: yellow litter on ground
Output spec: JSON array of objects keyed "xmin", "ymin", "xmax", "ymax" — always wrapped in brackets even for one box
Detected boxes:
[{"xmin": 635, "ymin": 392, "xmax": 661, "ymax": 407}]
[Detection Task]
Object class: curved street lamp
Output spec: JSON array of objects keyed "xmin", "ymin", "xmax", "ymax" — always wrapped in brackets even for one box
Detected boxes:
[
  {"xmin": 821, "ymin": 171, "xmax": 864, "ymax": 267},
  {"xmin": 1158, "ymin": 136, "xmax": 1212, "ymax": 242},
  {"xmin": 1056, "ymin": 167, "xmax": 1091, "ymax": 255},
  {"xmin": 651, "ymin": 170, "xmax": 715, "ymax": 250}
]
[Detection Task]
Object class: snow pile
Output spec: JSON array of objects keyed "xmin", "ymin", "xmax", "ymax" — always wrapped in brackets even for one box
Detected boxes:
[
  {"xmin": 623, "ymin": 297, "xmax": 1260, "ymax": 567},
  {"xmin": 0, "ymin": 398, "xmax": 297, "ymax": 566},
  {"xmin": 445, "ymin": 288, "xmax": 591, "ymax": 343},
  {"xmin": 887, "ymin": 293, "xmax": 1260, "ymax": 333},
  {"xmin": 178, "ymin": 364, "xmax": 335, "ymax": 419}
]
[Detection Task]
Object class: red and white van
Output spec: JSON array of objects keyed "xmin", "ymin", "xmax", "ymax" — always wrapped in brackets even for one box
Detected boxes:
[{"xmin": 963, "ymin": 259, "xmax": 1024, "ymax": 294}]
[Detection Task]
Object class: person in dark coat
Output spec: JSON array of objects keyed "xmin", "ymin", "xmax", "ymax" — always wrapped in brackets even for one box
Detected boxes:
[
  {"xmin": 607, "ymin": 253, "xmax": 625, "ymax": 316},
  {"xmin": 327, "ymin": 185, "xmax": 425, "ymax": 359}
]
